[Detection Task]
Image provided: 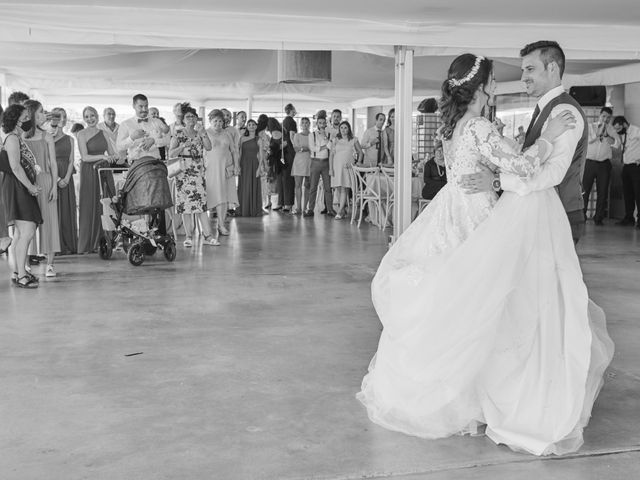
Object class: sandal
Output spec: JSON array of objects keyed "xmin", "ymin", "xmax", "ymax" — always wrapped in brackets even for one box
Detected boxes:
[
  {"xmin": 203, "ymin": 235, "xmax": 221, "ymax": 246},
  {"xmin": 16, "ymin": 275, "xmax": 39, "ymax": 289},
  {"xmin": 0, "ymin": 238, "xmax": 11, "ymax": 255},
  {"xmin": 12, "ymin": 272, "xmax": 38, "ymax": 284}
]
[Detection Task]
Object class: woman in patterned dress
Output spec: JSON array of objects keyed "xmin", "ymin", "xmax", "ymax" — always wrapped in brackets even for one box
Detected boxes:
[{"xmin": 169, "ymin": 103, "xmax": 218, "ymax": 247}]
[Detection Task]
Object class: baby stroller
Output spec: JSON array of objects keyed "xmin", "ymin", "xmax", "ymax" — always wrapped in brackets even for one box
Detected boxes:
[{"xmin": 98, "ymin": 157, "xmax": 176, "ymax": 266}]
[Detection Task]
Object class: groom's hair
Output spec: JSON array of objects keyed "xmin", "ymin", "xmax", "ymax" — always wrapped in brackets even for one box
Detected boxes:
[{"xmin": 520, "ymin": 41, "xmax": 565, "ymax": 78}]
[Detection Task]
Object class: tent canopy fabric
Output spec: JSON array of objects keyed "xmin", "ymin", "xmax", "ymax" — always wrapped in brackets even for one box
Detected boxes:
[{"xmin": 1, "ymin": 1, "xmax": 640, "ymax": 107}]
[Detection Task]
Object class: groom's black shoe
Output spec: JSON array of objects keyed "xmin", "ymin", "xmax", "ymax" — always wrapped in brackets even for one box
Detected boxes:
[
  {"xmin": 616, "ymin": 218, "xmax": 634, "ymax": 226},
  {"xmin": 594, "ymin": 219, "xmax": 604, "ymax": 226}
]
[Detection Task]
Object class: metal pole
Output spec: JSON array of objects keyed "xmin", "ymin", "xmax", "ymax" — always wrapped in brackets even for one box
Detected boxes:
[{"xmin": 393, "ymin": 46, "xmax": 414, "ymax": 242}]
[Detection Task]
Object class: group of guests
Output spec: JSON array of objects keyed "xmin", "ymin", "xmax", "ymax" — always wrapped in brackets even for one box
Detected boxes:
[
  {"xmin": 583, "ymin": 107, "xmax": 640, "ymax": 228},
  {"xmin": 263, "ymin": 105, "xmax": 397, "ymax": 219},
  {"xmin": 0, "ymin": 92, "xmax": 78, "ymax": 288}
]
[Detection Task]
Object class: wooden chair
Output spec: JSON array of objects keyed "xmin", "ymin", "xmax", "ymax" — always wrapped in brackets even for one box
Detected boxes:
[
  {"xmin": 379, "ymin": 166, "xmax": 395, "ymax": 228},
  {"xmin": 351, "ymin": 165, "xmax": 384, "ymax": 228}
]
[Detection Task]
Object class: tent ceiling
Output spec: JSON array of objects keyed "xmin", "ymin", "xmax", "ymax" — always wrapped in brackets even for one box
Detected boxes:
[{"xmin": 1, "ymin": 1, "xmax": 639, "ymax": 107}]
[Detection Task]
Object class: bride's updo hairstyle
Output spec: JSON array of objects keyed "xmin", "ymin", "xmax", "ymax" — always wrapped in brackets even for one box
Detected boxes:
[{"xmin": 439, "ymin": 54, "xmax": 493, "ymax": 140}]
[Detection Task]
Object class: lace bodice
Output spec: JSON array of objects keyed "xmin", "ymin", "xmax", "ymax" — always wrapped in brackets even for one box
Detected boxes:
[{"xmin": 443, "ymin": 117, "xmax": 546, "ymax": 190}]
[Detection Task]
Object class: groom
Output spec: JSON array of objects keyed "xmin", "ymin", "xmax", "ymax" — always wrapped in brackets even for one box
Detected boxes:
[{"xmin": 461, "ymin": 40, "xmax": 587, "ymax": 244}]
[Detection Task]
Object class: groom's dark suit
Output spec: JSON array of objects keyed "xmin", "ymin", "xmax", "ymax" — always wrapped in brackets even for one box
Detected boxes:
[{"xmin": 521, "ymin": 91, "xmax": 588, "ymax": 243}]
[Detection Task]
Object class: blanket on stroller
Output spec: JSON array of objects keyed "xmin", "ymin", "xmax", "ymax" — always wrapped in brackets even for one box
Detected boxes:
[{"xmin": 121, "ymin": 156, "xmax": 173, "ymax": 215}]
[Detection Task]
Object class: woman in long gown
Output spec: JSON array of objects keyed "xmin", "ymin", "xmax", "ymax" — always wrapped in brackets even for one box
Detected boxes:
[
  {"xmin": 357, "ymin": 54, "xmax": 614, "ymax": 456},
  {"xmin": 204, "ymin": 110, "xmax": 239, "ymax": 236},
  {"xmin": 77, "ymin": 106, "xmax": 117, "ymax": 254},
  {"xmin": 237, "ymin": 119, "xmax": 262, "ymax": 217},
  {"xmin": 51, "ymin": 108, "xmax": 78, "ymax": 255},
  {"xmin": 23, "ymin": 100, "xmax": 60, "ymax": 277}
]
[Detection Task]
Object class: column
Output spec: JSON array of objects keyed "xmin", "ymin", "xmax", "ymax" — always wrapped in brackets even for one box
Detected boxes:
[{"xmin": 392, "ymin": 46, "xmax": 414, "ymax": 241}]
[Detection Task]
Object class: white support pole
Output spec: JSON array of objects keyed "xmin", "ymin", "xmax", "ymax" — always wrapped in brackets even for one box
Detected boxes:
[
  {"xmin": 393, "ymin": 46, "xmax": 414, "ymax": 242},
  {"xmin": 246, "ymin": 95, "xmax": 254, "ymax": 119}
]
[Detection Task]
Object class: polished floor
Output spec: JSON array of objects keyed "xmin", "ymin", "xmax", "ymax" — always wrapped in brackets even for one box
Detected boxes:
[{"xmin": 1, "ymin": 212, "xmax": 639, "ymax": 480}]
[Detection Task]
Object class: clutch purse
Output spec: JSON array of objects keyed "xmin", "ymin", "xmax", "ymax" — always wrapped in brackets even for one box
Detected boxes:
[{"xmin": 167, "ymin": 158, "xmax": 184, "ymax": 178}]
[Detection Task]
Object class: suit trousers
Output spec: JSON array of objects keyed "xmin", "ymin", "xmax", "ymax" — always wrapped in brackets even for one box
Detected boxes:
[
  {"xmin": 308, "ymin": 158, "xmax": 332, "ymax": 213},
  {"xmin": 582, "ymin": 159, "xmax": 611, "ymax": 221},
  {"xmin": 275, "ymin": 164, "xmax": 295, "ymax": 208},
  {"xmin": 621, "ymin": 163, "xmax": 640, "ymax": 223}
]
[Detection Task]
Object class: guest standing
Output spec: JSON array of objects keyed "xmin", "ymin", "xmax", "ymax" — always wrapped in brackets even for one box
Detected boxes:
[
  {"xmin": 383, "ymin": 108, "xmax": 395, "ymax": 166},
  {"xmin": 256, "ymin": 114, "xmax": 271, "ymax": 210},
  {"xmin": 23, "ymin": 100, "xmax": 60, "ymax": 277},
  {"xmin": 267, "ymin": 117, "xmax": 287, "ymax": 211},
  {"xmin": 583, "ymin": 107, "xmax": 619, "ymax": 225},
  {"xmin": 116, "ymin": 93, "xmax": 171, "ymax": 235},
  {"xmin": 51, "ymin": 107, "xmax": 78, "ymax": 255},
  {"xmin": 97, "ymin": 107, "xmax": 124, "ymax": 161},
  {"xmin": 612, "ymin": 116, "xmax": 640, "ymax": 228},
  {"xmin": 77, "ymin": 106, "xmax": 117, "ymax": 254},
  {"xmin": 292, "ymin": 117, "xmax": 312, "ymax": 215},
  {"xmin": 2, "ymin": 104, "xmax": 42, "ymax": 288},
  {"xmin": 360, "ymin": 113, "xmax": 386, "ymax": 167},
  {"xmin": 205, "ymin": 110, "xmax": 239, "ymax": 236},
  {"xmin": 306, "ymin": 114, "xmax": 334, "ymax": 217},
  {"xmin": 326, "ymin": 109, "xmax": 342, "ymax": 140},
  {"xmin": 329, "ymin": 121, "xmax": 363, "ymax": 219},
  {"xmin": 237, "ymin": 119, "xmax": 263, "ymax": 217},
  {"xmin": 422, "ymin": 141, "xmax": 448, "ymax": 200},
  {"xmin": 235, "ymin": 111, "xmax": 248, "ymax": 139},
  {"xmin": 168, "ymin": 103, "xmax": 218, "ymax": 246},
  {"xmin": 279, "ymin": 103, "xmax": 297, "ymax": 211}
]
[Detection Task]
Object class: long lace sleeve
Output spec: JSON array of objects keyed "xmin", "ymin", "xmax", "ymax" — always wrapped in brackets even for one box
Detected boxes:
[{"xmin": 468, "ymin": 117, "xmax": 552, "ymax": 177}]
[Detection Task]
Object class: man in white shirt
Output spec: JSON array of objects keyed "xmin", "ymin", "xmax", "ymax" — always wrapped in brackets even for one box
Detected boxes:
[
  {"xmin": 116, "ymin": 94, "xmax": 169, "ymax": 163},
  {"xmin": 116, "ymin": 94, "xmax": 171, "ymax": 235},
  {"xmin": 612, "ymin": 115, "xmax": 640, "ymax": 227},
  {"xmin": 460, "ymin": 40, "xmax": 587, "ymax": 244},
  {"xmin": 326, "ymin": 109, "xmax": 342, "ymax": 140},
  {"xmin": 98, "ymin": 107, "xmax": 125, "ymax": 161},
  {"xmin": 583, "ymin": 106, "xmax": 620, "ymax": 225},
  {"xmin": 360, "ymin": 113, "xmax": 386, "ymax": 167},
  {"xmin": 306, "ymin": 114, "xmax": 335, "ymax": 217}
]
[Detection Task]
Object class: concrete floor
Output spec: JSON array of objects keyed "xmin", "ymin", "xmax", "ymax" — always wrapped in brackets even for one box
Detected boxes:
[{"xmin": 1, "ymin": 213, "xmax": 639, "ymax": 480}]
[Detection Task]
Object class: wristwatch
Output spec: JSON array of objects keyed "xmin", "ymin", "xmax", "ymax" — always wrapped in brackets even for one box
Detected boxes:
[{"xmin": 492, "ymin": 175, "xmax": 501, "ymax": 192}]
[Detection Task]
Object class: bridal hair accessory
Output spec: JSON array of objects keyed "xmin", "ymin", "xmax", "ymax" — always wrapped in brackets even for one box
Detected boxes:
[{"xmin": 449, "ymin": 56, "xmax": 485, "ymax": 87}]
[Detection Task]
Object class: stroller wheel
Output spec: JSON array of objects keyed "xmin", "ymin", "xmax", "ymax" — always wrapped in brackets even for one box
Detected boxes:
[
  {"xmin": 128, "ymin": 242, "xmax": 145, "ymax": 266},
  {"xmin": 163, "ymin": 241, "xmax": 177, "ymax": 262},
  {"xmin": 99, "ymin": 236, "xmax": 113, "ymax": 260}
]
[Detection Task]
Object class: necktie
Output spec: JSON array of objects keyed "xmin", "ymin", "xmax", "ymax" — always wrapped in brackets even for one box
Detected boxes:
[
  {"xmin": 138, "ymin": 118, "xmax": 149, "ymax": 123},
  {"xmin": 377, "ymin": 129, "xmax": 382, "ymax": 165},
  {"xmin": 524, "ymin": 104, "xmax": 540, "ymax": 140}
]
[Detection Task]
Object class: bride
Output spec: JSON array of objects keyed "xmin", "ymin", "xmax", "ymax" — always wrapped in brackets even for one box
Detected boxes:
[{"xmin": 357, "ymin": 54, "xmax": 614, "ymax": 456}]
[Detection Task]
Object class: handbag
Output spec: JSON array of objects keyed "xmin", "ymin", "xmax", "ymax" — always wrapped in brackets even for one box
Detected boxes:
[
  {"xmin": 167, "ymin": 157, "xmax": 184, "ymax": 178},
  {"xmin": 0, "ymin": 149, "xmax": 10, "ymax": 174}
]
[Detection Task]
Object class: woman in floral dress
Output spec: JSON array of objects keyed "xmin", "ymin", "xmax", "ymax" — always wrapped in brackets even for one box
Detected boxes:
[{"xmin": 168, "ymin": 103, "xmax": 219, "ymax": 247}]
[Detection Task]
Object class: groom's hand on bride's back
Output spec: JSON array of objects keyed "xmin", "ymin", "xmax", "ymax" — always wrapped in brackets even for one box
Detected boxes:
[{"xmin": 459, "ymin": 164, "xmax": 495, "ymax": 194}]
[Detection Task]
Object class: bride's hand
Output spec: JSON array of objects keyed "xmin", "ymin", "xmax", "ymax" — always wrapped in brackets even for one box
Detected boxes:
[{"xmin": 542, "ymin": 110, "xmax": 576, "ymax": 141}]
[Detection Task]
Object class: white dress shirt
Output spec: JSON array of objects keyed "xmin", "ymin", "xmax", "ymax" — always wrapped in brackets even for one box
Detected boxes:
[
  {"xmin": 361, "ymin": 126, "xmax": 384, "ymax": 167},
  {"xmin": 619, "ymin": 124, "xmax": 640, "ymax": 165},
  {"xmin": 97, "ymin": 121, "xmax": 123, "ymax": 157},
  {"xmin": 116, "ymin": 116, "xmax": 167, "ymax": 162},
  {"xmin": 586, "ymin": 121, "xmax": 620, "ymax": 161},
  {"xmin": 308, "ymin": 129, "xmax": 330, "ymax": 159},
  {"xmin": 501, "ymin": 86, "xmax": 585, "ymax": 196}
]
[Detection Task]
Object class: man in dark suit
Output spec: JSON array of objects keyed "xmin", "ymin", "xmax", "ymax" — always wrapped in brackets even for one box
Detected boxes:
[{"xmin": 460, "ymin": 40, "xmax": 587, "ymax": 244}]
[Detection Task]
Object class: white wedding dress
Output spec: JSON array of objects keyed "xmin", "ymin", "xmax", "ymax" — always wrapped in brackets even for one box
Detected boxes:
[{"xmin": 357, "ymin": 117, "xmax": 614, "ymax": 456}]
